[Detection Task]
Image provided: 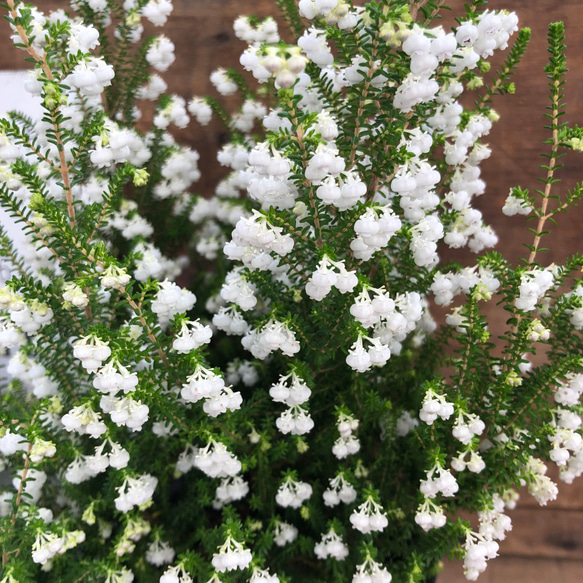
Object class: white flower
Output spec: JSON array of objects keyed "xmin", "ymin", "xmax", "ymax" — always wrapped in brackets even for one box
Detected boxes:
[
  {"xmin": 352, "ymin": 556, "xmax": 392, "ymax": 583},
  {"xmin": 146, "ymin": 36, "xmax": 175, "ymax": 71},
  {"xmin": 415, "ymin": 498, "xmax": 447, "ymax": 532},
  {"xmin": 142, "ymin": 0, "xmax": 173, "ymax": 27},
  {"xmin": 210, "ymin": 68, "xmax": 237, "ymax": 95},
  {"xmin": 275, "ymin": 477, "xmax": 312, "ymax": 508},
  {"xmin": 273, "ymin": 521, "xmax": 298, "ymax": 546},
  {"xmin": 242, "ymin": 319, "xmax": 300, "ymax": 359},
  {"xmin": 314, "ymin": 528, "xmax": 349, "ymax": 561},
  {"xmin": 515, "ymin": 267, "xmax": 554, "ymax": 312},
  {"xmin": 323, "ymin": 473, "xmax": 357, "ymax": 506},
  {"xmin": 145, "ymin": 539, "xmax": 175, "ymax": 566},
  {"xmin": 349, "ymin": 496, "xmax": 388, "ymax": 534},
  {"xmin": 193, "ymin": 440, "xmax": 241, "ymax": 478},
  {"xmin": 211, "ymin": 536, "xmax": 252, "ymax": 572},
  {"xmin": 419, "ymin": 389, "xmax": 454, "ymax": 424},
  {"xmin": 29, "ymin": 438, "xmax": 56, "ymax": 463},
  {"xmin": 114, "ymin": 474, "xmax": 158, "ymax": 512},
  {"xmin": 420, "ymin": 462, "xmax": 459, "ymax": 498},
  {"xmin": 188, "ymin": 97, "xmax": 212, "ymax": 125},
  {"xmin": 73, "ymin": 334, "xmax": 112, "ymax": 373}
]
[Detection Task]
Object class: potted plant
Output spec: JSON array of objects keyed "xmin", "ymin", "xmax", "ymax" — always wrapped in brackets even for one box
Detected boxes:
[{"xmin": 1, "ymin": 1, "xmax": 582, "ymax": 582}]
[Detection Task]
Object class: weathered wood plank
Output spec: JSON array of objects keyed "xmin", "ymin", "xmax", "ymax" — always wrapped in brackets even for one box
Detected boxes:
[
  {"xmin": 499, "ymin": 508, "xmax": 583, "ymax": 559},
  {"xmin": 440, "ymin": 556, "xmax": 576, "ymax": 583},
  {"xmin": 558, "ymin": 559, "xmax": 583, "ymax": 580}
]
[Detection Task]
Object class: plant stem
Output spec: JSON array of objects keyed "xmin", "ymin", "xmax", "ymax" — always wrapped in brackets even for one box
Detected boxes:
[
  {"xmin": 2, "ymin": 439, "xmax": 33, "ymax": 567},
  {"xmin": 288, "ymin": 98, "xmax": 323, "ymax": 248},
  {"xmin": 7, "ymin": 0, "xmax": 76, "ymax": 230}
]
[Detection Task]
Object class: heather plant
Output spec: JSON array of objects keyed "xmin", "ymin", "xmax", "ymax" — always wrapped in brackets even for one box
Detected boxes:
[{"xmin": 1, "ymin": 1, "xmax": 583, "ymax": 583}]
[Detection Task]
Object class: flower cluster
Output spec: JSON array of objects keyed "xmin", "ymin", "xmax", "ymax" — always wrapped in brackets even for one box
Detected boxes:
[
  {"xmin": 192, "ymin": 440, "xmax": 242, "ymax": 479},
  {"xmin": 323, "ymin": 473, "xmax": 357, "ymax": 506},
  {"xmin": 114, "ymin": 474, "xmax": 158, "ymax": 513},
  {"xmin": 211, "ymin": 535, "xmax": 253, "ymax": 573},
  {"xmin": 275, "ymin": 476, "xmax": 313, "ymax": 508},
  {"xmin": 349, "ymin": 496, "xmax": 389, "ymax": 534},
  {"xmin": 314, "ymin": 528, "xmax": 349, "ymax": 561},
  {"xmin": 352, "ymin": 556, "xmax": 393, "ymax": 583},
  {"xmin": 241, "ymin": 319, "xmax": 301, "ymax": 359},
  {"xmin": 332, "ymin": 412, "xmax": 360, "ymax": 459},
  {"xmin": 305, "ymin": 255, "xmax": 358, "ymax": 300}
]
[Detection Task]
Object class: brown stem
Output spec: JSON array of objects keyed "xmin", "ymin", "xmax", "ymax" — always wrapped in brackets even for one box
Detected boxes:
[
  {"xmin": 7, "ymin": 0, "xmax": 76, "ymax": 230},
  {"xmin": 2, "ymin": 440, "xmax": 33, "ymax": 567},
  {"xmin": 499, "ymin": 381, "xmax": 550, "ymax": 435},
  {"xmin": 410, "ymin": 0, "xmax": 429, "ymax": 22},
  {"xmin": 271, "ymin": 215, "xmax": 312, "ymax": 245},
  {"xmin": 328, "ymin": 210, "xmax": 360, "ymax": 243},
  {"xmin": 453, "ymin": 304, "xmax": 475, "ymax": 399},
  {"xmin": 368, "ymin": 142, "xmax": 393, "ymax": 196},
  {"xmin": 367, "ymin": 115, "xmax": 411, "ymax": 196},
  {"xmin": 527, "ymin": 143, "xmax": 559, "ymax": 265},
  {"xmin": 83, "ymin": 286, "xmax": 94, "ymax": 321},
  {"xmin": 347, "ymin": 40, "xmax": 379, "ymax": 170},
  {"xmin": 6, "ymin": 199, "xmax": 169, "ymax": 367},
  {"xmin": 36, "ymin": 329, "xmax": 79, "ymax": 399},
  {"xmin": 118, "ymin": 284, "xmax": 169, "ymax": 367},
  {"xmin": 288, "ymin": 100, "xmax": 324, "ymax": 248},
  {"xmin": 279, "ymin": 254, "xmax": 309, "ymax": 283},
  {"xmin": 494, "ymin": 76, "xmax": 562, "ymax": 417},
  {"xmin": 417, "ymin": 0, "xmax": 447, "ymax": 23},
  {"xmin": 87, "ymin": 201, "xmax": 114, "ymax": 245},
  {"xmin": 73, "ymin": 571, "xmax": 91, "ymax": 583}
]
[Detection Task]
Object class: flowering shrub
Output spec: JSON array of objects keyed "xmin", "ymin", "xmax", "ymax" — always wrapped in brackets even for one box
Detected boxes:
[{"xmin": 1, "ymin": 1, "xmax": 583, "ymax": 582}]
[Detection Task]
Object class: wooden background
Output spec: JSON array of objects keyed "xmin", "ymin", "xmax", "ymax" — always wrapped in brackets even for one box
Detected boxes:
[{"xmin": 2, "ymin": 1, "xmax": 583, "ymax": 580}]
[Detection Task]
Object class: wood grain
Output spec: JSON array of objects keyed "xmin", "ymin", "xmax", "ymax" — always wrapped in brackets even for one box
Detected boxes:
[
  {"xmin": 500, "ymin": 507, "xmax": 583, "ymax": 559},
  {"xmin": 441, "ymin": 556, "xmax": 583, "ymax": 583}
]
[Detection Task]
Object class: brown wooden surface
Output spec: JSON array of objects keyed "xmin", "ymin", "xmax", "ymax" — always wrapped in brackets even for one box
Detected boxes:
[
  {"xmin": 500, "ymin": 507, "xmax": 583, "ymax": 559},
  {"xmin": 441, "ymin": 556, "xmax": 583, "ymax": 583},
  {"xmin": 2, "ymin": 1, "xmax": 583, "ymax": 577}
]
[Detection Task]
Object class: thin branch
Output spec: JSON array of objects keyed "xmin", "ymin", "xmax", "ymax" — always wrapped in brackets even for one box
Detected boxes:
[
  {"xmin": 2, "ymin": 439, "xmax": 33, "ymax": 567},
  {"xmin": 7, "ymin": 0, "xmax": 76, "ymax": 230},
  {"xmin": 287, "ymin": 99, "xmax": 324, "ymax": 248}
]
